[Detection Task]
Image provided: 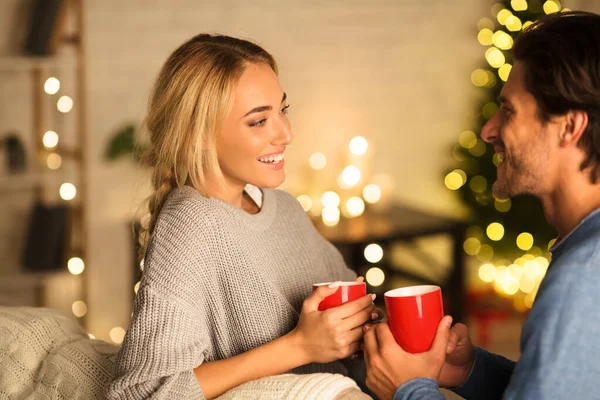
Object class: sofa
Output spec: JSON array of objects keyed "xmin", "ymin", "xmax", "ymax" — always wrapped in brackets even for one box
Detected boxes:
[{"xmin": 0, "ymin": 307, "xmax": 370, "ymax": 399}]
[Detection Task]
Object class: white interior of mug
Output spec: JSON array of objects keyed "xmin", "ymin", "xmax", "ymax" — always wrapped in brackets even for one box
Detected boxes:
[
  {"xmin": 384, "ymin": 285, "xmax": 440, "ymax": 298},
  {"xmin": 313, "ymin": 281, "xmax": 364, "ymax": 287}
]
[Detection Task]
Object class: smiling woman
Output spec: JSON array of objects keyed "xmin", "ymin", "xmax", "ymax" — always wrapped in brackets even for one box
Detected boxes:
[{"xmin": 105, "ymin": 34, "xmax": 377, "ymax": 400}]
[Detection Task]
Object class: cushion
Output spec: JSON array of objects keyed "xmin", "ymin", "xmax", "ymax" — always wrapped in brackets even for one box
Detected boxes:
[{"xmin": 0, "ymin": 306, "xmax": 118, "ymax": 399}]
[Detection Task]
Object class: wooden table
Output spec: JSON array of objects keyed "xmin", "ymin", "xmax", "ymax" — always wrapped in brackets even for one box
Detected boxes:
[{"xmin": 314, "ymin": 204, "xmax": 468, "ymax": 322}]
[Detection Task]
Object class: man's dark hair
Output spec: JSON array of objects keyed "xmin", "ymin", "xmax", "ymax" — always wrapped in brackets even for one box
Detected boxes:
[{"xmin": 514, "ymin": 11, "xmax": 600, "ymax": 182}]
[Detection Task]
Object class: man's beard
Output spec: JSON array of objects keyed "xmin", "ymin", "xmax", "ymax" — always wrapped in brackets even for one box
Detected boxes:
[{"xmin": 493, "ymin": 152, "xmax": 534, "ymax": 199}]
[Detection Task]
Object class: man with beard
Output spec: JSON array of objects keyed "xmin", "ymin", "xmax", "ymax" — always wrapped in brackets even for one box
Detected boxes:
[{"xmin": 362, "ymin": 11, "xmax": 600, "ymax": 400}]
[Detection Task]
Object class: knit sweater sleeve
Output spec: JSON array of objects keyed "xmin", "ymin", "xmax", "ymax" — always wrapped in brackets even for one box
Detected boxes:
[{"xmin": 106, "ymin": 197, "xmax": 211, "ymax": 399}]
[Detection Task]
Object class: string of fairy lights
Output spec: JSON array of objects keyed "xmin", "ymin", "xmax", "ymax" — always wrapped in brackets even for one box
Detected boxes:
[
  {"xmin": 45, "ymin": 75, "xmax": 128, "ymax": 342},
  {"xmin": 41, "ymin": 75, "xmax": 92, "ymax": 320},
  {"xmin": 445, "ymin": 0, "xmax": 565, "ymax": 312}
]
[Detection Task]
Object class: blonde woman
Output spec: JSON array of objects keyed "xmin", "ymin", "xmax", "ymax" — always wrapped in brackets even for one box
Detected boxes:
[{"xmin": 106, "ymin": 34, "xmax": 378, "ymax": 399}]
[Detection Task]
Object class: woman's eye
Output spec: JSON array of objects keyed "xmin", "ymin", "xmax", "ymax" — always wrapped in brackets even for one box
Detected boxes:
[
  {"xmin": 249, "ymin": 119, "xmax": 267, "ymax": 127},
  {"xmin": 281, "ymin": 104, "xmax": 290, "ymax": 115}
]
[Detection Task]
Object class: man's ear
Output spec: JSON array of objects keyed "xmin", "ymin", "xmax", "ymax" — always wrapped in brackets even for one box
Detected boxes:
[{"xmin": 559, "ymin": 110, "xmax": 588, "ymax": 147}]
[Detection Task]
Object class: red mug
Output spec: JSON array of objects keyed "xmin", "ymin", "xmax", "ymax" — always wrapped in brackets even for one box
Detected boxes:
[
  {"xmin": 384, "ymin": 285, "xmax": 443, "ymax": 353},
  {"xmin": 313, "ymin": 281, "xmax": 367, "ymax": 311}
]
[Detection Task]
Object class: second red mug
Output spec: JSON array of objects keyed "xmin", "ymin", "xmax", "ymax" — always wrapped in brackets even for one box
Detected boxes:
[{"xmin": 384, "ymin": 285, "xmax": 443, "ymax": 353}]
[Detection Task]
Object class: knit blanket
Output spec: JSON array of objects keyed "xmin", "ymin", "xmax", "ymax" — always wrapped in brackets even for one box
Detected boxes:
[
  {"xmin": 215, "ymin": 373, "xmax": 369, "ymax": 400},
  {"xmin": 0, "ymin": 307, "xmax": 370, "ymax": 399}
]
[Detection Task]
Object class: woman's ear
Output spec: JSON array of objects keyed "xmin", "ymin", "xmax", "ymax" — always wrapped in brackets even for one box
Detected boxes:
[{"xmin": 559, "ymin": 110, "xmax": 588, "ymax": 147}]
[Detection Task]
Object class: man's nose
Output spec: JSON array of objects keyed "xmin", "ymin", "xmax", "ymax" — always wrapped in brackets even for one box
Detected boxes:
[{"xmin": 481, "ymin": 111, "xmax": 501, "ymax": 144}]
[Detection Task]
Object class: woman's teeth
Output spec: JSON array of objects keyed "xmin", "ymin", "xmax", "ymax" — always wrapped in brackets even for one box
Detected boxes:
[{"xmin": 258, "ymin": 153, "xmax": 284, "ymax": 164}]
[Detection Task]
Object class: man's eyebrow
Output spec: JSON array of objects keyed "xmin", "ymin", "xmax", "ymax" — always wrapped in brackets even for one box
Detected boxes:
[
  {"xmin": 243, "ymin": 93, "xmax": 287, "ymax": 117},
  {"xmin": 497, "ymin": 95, "xmax": 511, "ymax": 106}
]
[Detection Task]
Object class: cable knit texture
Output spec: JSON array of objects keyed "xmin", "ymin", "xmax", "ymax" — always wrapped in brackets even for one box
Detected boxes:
[
  {"xmin": 0, "ymin": 306, "xmax": 119, "ymax": 399},
  {"xmin": 214, "ymin": 373, "xmax": 369, "ymax": 400},
  {"xmin": 106, "ymin": 185, "xmax": 358, "ymax": 399}
]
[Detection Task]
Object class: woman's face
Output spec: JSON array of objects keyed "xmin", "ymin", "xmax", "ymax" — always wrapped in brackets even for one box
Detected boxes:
[{"xmin": 216, "ymin": 62, "xmax": 293, "ymax": 192}]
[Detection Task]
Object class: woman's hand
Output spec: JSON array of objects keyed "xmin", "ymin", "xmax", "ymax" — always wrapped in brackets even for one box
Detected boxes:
[
  {"xmin": 356, "ymin": 276, "xmax": 384, "ymax": 322},
  {"xmin": 346, "ymin": 276, "xmax": 383, "ymax": 360},
  {"xmin": 291, "ymin": 283, "xmax": 376, "ymax": 364}
]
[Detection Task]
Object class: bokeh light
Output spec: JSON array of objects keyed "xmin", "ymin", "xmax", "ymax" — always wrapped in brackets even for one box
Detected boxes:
[
  {"xmin": 44, "ymin": 77, "xmax": 60, "ymax": 95},
  {"xmin": 487, "ymin": 222, "xmax": 505, "ymax": 241},
  {"xmin": 344, "ymin": 196, "xmax": 365, "ymax": 218},
  {"xmin": 497, "ymin": 9, "xmax": 513, "ymax": 25},
  {"xmin": 478, "ymin": 263, "xmax": 496, "ymax": 282},
  {"xmin": 469, "ymin": 175, "xmax": 487, "ymax": 193},
  {"xmin": 463, "ymin": 237, "xmax": 481, "ymax": 255},
  {"xmin": 72, "ymin": 301, "xmax": 87, "ymax": 317},
  {"xmin": 309, "ymin": 152, "xmax": 327, "ymax": 170},
  {"xmin": 46, "ymin": 153, "xmax": 62, "ymax": 170},
  {"xmin": 478, "ymin": 29, "xmax": 494, "ymax": 46},
  {"xmin": 67, "ymin": 257, "xmax": 85, "ymax": 275},
  {"xmin": 366, "ymin": 267, "xmax": 385, "ymax": 287},
  {"xmin": 110, "ymin": 327, "xmax": 126, "ymax": 344},
  {"xmin": 57, "ymin": 96, "xmax": 73, "ymax": 113},
  {"xmin": 364, "ymin": 243, "xmax": 384, "ymax": 263},
  {"xmin": 322, "ymin": 207, "xmax": 340, "ymax": 226},
  {"xmin": 321, "ymin": 191, "xmax": 340, "ymax": 208},
  {"xmin": 362, "ymin": 184, "xmax": 382, "ymax": 204},
  {"xmin": 349, "ymin": 136, "xmax": 368, "ymax": 155},
  {"xmin": 60, "ymin": 183, "xmax": 77, "ymax": 201},
  {"xmin": 511, "ymin": 0, "xmax": 528, "ymax": 11},
  {"xmin": 296, "ymin": 195, "xmax": 313, "ymax": 212},
  {"xmin": 485, "ymin": 47, "xmax": 506, "ymax": 68},
  {"xmin": 517, "ymin": 232, "xmax": 534, "ymax": 250},
  {"xmin": 543, "ymin": 0, "xmax": 560, "ymax": 14},
  {"xmin": 341, "ymin": 165, "xmax": 361, "ymax": 187},
  {"xmin": 492, "ymin": 31, "xmax": 513, "ymax": 50},
  {"xmin": 43, "ymin": 130, "xmax": 59, "ymax": 149},
  {"xmin": 459, "ymin": 131, "xmax": 478, "ymax": 149},
  {"xmin": 498, "ymin": 63, "xmax": 512, "ymax": 82}
]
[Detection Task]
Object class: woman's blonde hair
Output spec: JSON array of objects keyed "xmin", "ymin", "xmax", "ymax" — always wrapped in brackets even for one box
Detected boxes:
[{"xmin": 138, "ymin": 34, "xmax": 277, "ymax": 262}]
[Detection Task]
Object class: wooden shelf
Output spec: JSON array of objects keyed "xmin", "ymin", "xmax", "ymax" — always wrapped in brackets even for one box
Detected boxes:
[
  {"xmin": 0, "ymin": 173, "xmax": 42, "ymax": 192},
  {"xmin": 0, "ymin": 56, "xmax": 76, "ymax": 72},
  {"xmin": 0, "ymin": 0, "xmax": 89, "ymax": 325},
  {"xmin": 0, "ymin": 172, "xmax": 77, "ymax": 194},
  {"xmin": 0, "ymin": 270, "xmax": 66, "ymax": 287}
]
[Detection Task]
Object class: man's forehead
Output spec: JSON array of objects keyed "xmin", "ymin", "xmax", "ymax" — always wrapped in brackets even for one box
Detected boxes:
[{"xmin": 500, "ymin": 62, "xmax": 526, "ymax": 103}]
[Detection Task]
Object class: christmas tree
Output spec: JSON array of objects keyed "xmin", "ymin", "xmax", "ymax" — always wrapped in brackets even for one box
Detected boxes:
[{"xmin": 445, "ymin": 0, "xmax": 566, "ymax": 307}]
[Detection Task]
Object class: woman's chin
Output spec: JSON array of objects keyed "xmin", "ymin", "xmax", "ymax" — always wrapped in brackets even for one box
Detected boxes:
[{"xmin": 253, "ymin": 172, "xmax": 286, "ymax": 189}]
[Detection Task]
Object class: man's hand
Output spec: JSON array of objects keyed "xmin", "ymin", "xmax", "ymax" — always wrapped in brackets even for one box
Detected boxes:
[
  {"xmin": 438, "ymin": 323, "xmax": 476, "ymax": 388},
  {"xmin": 362, "ymin": 317, "xmax": 453, "ymax": 400}
]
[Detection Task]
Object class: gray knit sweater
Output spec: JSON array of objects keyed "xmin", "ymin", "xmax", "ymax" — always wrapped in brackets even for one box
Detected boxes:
[{"xmin": 106, "ymin": 186, "xmax": 357, "ymax": 399}]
